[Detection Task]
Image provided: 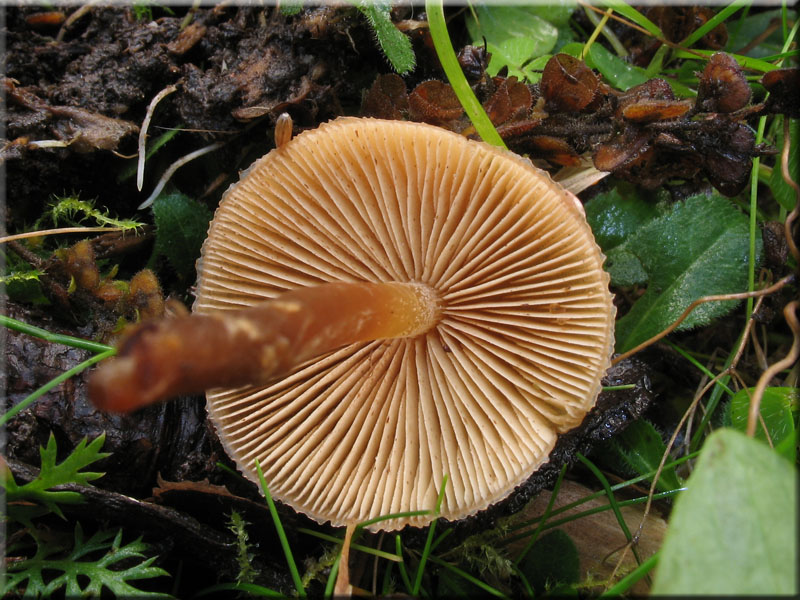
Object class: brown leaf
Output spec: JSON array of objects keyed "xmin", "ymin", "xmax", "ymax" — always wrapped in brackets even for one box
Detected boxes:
[
  {"xmin": 153, "ymin": 475, "xmax": 238, "ymax": 500},
  {"xmin": 506, "ymin": 480, "xmax": 666, "ymax": 596},
  {"xmin": 593, "ymin": 127, "xmax": 651, "ymax": 172},
  {"xmin": 541, "ymin": 54, "xmax": 598, "ymax": 113},
  {"xmin": 527, "ymin": 135, "xmax": 581, "ymax": 166},
  {"xmin": 166, "ymin": 22, "xmax": 207, "ymax": 55},
  {"xmin": 697, "ymin": 52, "xmax": 751, "ymax": 113},
  {"xmin": 361, "ymin": 73, "xmax": 409, "ymax": 120},
  {"xmin": 408, "ymin": 80, "xmax": 463, "ymax": 125},
  {"xmin": 483, "ymin": 77, "xmax": 531, "ymax": 125},
  {"xmin": 622, "ymin": 98, "xmax": 693, "ymax": 123}
]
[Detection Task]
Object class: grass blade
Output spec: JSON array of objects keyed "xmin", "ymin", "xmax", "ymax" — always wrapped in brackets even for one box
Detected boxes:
[
  {"xmin": 412, "ymin": 475, "xmax": 448, "ymax": 595},
  {"xmin": 680, "ymin": 0, "xmax": 748, "ymax": 48},
  {"xmin": 425, "ymin": 0, "xmax": 505, "ymax": 148},
  {"xmin": 1, "ymin": 348, "xmax": 115, "ymax": 427},
  {"xmin": 254, "ymin": 459, "xmax": 306, "ymax": 598},
  {"xmin": 0, "ymin": 314, "xmax": 113, "ymax": 354}
]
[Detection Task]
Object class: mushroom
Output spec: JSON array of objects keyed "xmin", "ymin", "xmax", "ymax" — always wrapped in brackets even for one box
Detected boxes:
[{"xmin": 90, "ymin": 117, "xmax": 615, "ymax": 531}]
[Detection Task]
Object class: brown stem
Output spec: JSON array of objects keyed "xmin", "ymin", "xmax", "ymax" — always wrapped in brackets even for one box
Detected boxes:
[
  {"xmin": 88, "ymin": 281, "xmax": 441, "ymax": 413},
  {"xmin": 746, "ymin": 300, "xmax": 800, "ymax": 437},
  {"xmin": 611, "ymin": 274, "xmax": 795, "ymax": 366}
]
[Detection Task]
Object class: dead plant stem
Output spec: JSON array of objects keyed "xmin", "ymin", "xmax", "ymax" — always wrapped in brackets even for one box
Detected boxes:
[
  {"xmin": 612, "ymin": 274, "xmax": 796, "ymax": 366},
  {"xmin": 746, "ymin": 300, "xmax": 800, "ymax": 437}
]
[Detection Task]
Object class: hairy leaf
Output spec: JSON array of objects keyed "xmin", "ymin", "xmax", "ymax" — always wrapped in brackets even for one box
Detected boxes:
[
  {"xmin": 3, "ymin": 433, "xmax": 109, "ymax": 519},
  {"xmin": 150, "ymin": 191, "xmax": 213, "ymax": 282},
  {"xmin": 613, "ymin": 194, "xmax": 762, "ymax": 353},
  {"xmin": 726, "ymin": 387, "xmax": 798, "ymax": 462},
  {"xmin": 653, "ymin": 428, "xmax": 797, "ymax": 594},
  {"xmin": 585, "ymin": 185, "xmax": 663, "ymax": 286},
  {"xmin": 356, "ymin": 1, "xmax": 415, "ymax": 75},
  {"xmin": 3, "ymin": 523, "xmax": 170, "ymax": 598},
  {"xmin": 0, "ymin": 265, "xmax": 49, "ymax": 304},
  {"xmin": 603, "ymin": 419, "xmax": 683, "ymax": 492},
  {"xmin": 585, "ymin": 185, "xmax": 662, "ymax": 252}
]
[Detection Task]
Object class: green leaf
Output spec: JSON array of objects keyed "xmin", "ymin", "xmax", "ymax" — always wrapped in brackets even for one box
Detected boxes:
[
  {"xmin": 585, "ymin": 185, "xmax": 662, "ymax": 252},
  {"xmin": 603, "ymin": 420, "xmax": 683, "ymax": 492},
  {"xmin": 584, "ymin": 185, "xmax": 663, "ymax": 286},
  {"xmin": 3, "ymin": 523, "xmax": 171, "ymax": 598},
  {"xmin": 355, "ymin": 1, "xmax": 415, "ymax": 75},
  {"xmin": 673, "ymin": 48, "xmax": 779, "ymax": 73},
  {"xmin": 769, "ymin": 118, "xmax": 800, "ymax": 212},
  {"xmin": 726, "ymin": 9, "xmax": 788, "ymax": 59},
  {"xmin": 726, "ymin": 387, "xmax": 798, "ymax": 462},
  {"xmin": 518, "ymin": 529, "xmax": 580, "ymax": 595},
  {"xmin": 150, "ymin": 191, "xmax": 213, "ymax": 282},
  {"xmin": 585, "ymin": 43, "xmax": 649, "ymax": 91},
  {"xmin": 3, "ymin": 434, "xmax": 109, "ymax": 519},
  {"xmin": 604, "ymin": 249, "xmax": 648, "ymax": 287},
  {"xmin": 466, "ymin": 6, "xmax": 560, "ymax": 80},
  {"xmin": 653, "ymin": 428, "xmax": 797, "ymax": 594},
  {"xmin": 613, "ymin": 195, "xmax": 762, "ymax": 353}
]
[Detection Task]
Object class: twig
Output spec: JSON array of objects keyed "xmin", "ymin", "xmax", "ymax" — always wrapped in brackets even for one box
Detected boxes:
[
  {"xmin": 748, "ymin": 324, "xmax": 769, "ymax": 372},
  {"xmin": 138, "ymin": 141, "xmax": 224, "ymax": 209},
  {"xmin": 0, "ymin": 227, "xmax": 124, "ymax": 245},
  {"xmin": 334, "ymin": 523, "xmax": 356, "ymax": 596},
  {"xmin": 578, "ymin": 1, "xmax": 708, "ymax": 60},
  {"xmin": 780, "ymin": 118, "xmax": 800, "ymax": 266},
  {"xmin": 611, "ymin": 274, "xmax": 796, "ymax": 366},
  {"xmin": 138, "ymin": 85, "xmax": 177, "ymax": 191},
  {"xmin": 582, "ymin": 6, "xmax": 627, "ymax": 59},
  {"xmin": 746, "ymin": 300, "xmax": 800, "ymax": 437},
  {"xmin": 56, "ymin": 1, "xmax": 99, "ymax": 43}
]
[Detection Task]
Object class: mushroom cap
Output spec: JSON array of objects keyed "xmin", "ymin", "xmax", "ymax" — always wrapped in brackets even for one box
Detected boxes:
[{"xmin": 194, "ymin": 117, "xmax": 615, "ymax": 530}]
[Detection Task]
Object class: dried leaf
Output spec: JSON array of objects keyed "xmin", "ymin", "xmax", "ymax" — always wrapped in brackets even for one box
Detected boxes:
[
  {"xmin": 541, "ymin": 53, "xmax": 598, "ymax": 112},
  {"xmin": 697, "ymin": 52, "xmax": 751, "ymax": 113}
]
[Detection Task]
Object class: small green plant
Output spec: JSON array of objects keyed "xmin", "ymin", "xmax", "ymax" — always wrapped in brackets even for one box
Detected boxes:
[
  {"xmin": 1, "ymin": 434, "xmax": 169, "ymax": 598},
  {"xmin": 227, "ymin": 510, "xmax": 258, "ymax": 585},
  {"xmin": 4, "ymin": 434, "xmax": 109, "ymax": 521},
  {"xmin": 132, "ymin": 1, "xmax": 174, "ymax": 22},
  {"xmin": 48, "ymin": 195, "xmax": 144, "ymax": 231},
  {"xmin": 0, "ymin": 264, "xmax": 48, "ymax": 304},
  {"xmin": 4, "ymin": 524, "xmax": 171, "ymax": 598}
]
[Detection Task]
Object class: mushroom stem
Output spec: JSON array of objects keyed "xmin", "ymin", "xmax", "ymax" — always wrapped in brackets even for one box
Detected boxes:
[{"xmin": 89, "ymin": 281, "xmax": 441, "ymax": 412}]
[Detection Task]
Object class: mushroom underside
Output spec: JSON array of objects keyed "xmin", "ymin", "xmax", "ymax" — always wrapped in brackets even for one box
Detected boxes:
[{"xmin": 194, "ymin": 118, "xmax": 615, "ymax": 530}]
